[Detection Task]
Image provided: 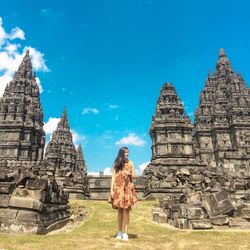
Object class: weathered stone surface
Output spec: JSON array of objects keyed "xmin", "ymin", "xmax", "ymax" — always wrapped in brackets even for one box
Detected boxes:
[
  {"xmin": 0, "ymin": 195, "xmax": 11, "ymax": 207},
  {"xmin": 211, "ymin": 215, "xmax": 229, "ymax": 225},
  {"xmin": 203, "ymin": 191, "xmax": 234, "ymax": 217},
  {"xmin": 9, "ymin": 197, "xmax": 43, "ymax": 211},
  {"xmin": 188, "ymin": 219, "xmax": 212, "ymax": 229},
  {"xmin": 0, "ymin": 182, "xmax": 15, "ymax": 194},
  {"xmin": 176, "ymin": 218, "xmax": 188, "ymax": 229},
  {"xmin": 187, "ymin": 207, "xmax": 205, "ymax": 220},
  {"xmin": 241, "ymin": 207, "xmax": 250, "ymax": 219}
]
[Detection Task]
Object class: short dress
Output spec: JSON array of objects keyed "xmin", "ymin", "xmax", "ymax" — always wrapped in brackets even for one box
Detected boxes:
[{"xmin": 108, "ymin": 161, "xmax": 138, "ymax": 210}]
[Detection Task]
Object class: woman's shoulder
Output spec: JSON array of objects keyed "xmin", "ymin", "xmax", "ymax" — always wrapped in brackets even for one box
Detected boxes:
[{"xmin": 128, "ymin": 160, "xmax": 134, "ymax": 167}]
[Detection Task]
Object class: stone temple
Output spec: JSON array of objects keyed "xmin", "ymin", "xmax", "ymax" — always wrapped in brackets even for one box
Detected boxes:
[
  {"xmin": 45, "ymin": 108, "xmax": 90, "ymax": 199},
  {"xmin": 0, "ymin": 51, "xmax": 70, "ymax": 234},
  {"xmin": 143, "ymin": 82, "xmax": 206, "ymax": 198},
  {"xmin": 144, "ymin": 49, "xmax": 250, "ymax": 229},
  {"xmin": 193, "ymin": 48, "xmax": 250, "ymax": 177},
  {"xmin": 0, "ymin": 50, "xmax": 45, "ymax": 161}
]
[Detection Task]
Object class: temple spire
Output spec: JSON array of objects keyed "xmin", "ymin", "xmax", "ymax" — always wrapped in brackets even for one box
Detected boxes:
[
  {"xmin": 15, "ymin": 49, "xmax": 33, "ymax": 79},
  {"xmin": 76, "ymin": 144, "xmax": 87, "ymax": 173},
  {"xmin": 215, "ymin": 48, "xmax": 234, "ymax": 77},
  {"xmin": 219, "ymin": 48, "xmax": 226, "ymax": 58},
  {"xmin": 58, "ymin": 107, "xmax": 70, "ymax": 130}
]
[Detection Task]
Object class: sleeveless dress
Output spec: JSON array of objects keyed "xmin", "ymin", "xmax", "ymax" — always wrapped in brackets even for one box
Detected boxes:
[{"xmin": 108, "ymin": 161, "xmax": 138, "ymax": 210}]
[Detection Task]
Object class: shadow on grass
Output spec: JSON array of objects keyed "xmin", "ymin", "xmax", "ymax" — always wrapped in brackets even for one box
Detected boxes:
[
  {"xmin": 128, "ymin": 233, "xmax": 138, "ymax": 239},
  {"xmin": 110, "ymin": 233, "xmax": 138, "ymax": 239}
]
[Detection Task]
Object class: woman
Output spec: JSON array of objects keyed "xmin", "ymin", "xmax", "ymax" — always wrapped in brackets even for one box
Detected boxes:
[{"xmin": 108, "ymin": 147, "xmax": 138, "ymax": 241}]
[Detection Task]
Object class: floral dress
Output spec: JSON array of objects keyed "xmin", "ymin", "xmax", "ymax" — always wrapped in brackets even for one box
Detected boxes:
[{"xmin": 108, "ymin": 161, "xmax": 138, "ymax": 209}]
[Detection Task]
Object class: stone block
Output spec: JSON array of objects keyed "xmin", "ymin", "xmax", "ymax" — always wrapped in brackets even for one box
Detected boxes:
[
  {"xmin": 187, "ymin": 207, "xmax": 204, "ymax": 219},
  {"xmin": 12, "ymin": 188, "xmax": 47, "ymax": 202},
  {"xmin": 9, "ymin": 197, "xmax": 44, "ymax": 212},
  {"xmin": 176, "ymin": 218, "xmax": 188, "ymax": 229},
  {"xmin": 179, "ymin": 205, "xmax": 187, "ymax": 218},
  {"xmin": 0, "ymin": 182, "xmax": 15, "ymax": 194},
  {"xmin": 159, "ymin": 182, "xmax": 172, "ymax": 188},
  {"xmin": 0, "ymin": 194, "xmax": 11, "ymax": 207},
  {"xmin": 211, "ymin": 215, "xmax": 229, "ymax": 225},
  {"xmin": 203, "ymin": 191, "xmax": 234, "ymax": 217},
  {"xmin": 241, "ymin": 207, "xmax": 250, "ymax": 219},
  {"xmin": 16, "ymin": 210, "xmax": 41, "ymax": 224},
  {"xmin": 158, "ymin": 211, "xmax": 168, "ymax": 223},
  {"xmin": 188, "ymin": 219, "xmax": 212, "ymax": 229},
  {"xmin": 25, "ymin": 179, "xmax": 48, "ymax": 190},
  {"xmin": 0, "ymin": 208, "xmax": 18, "ymax": 221}
]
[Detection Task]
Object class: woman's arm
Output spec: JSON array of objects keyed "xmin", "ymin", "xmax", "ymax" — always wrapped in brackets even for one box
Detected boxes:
[
  {"xmin": 130, "ymin": 161, "xmax": 136, "ymax": 178},
  {"xmin": 110, "ymin": 166, "xmax": 116, "ymax": 194}
]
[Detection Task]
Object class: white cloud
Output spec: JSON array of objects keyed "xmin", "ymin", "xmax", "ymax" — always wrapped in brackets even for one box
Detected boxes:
[
  {"xmin": 4, "ymin": 43, "xmax": 20, "ymax": 55},
  {"xmin": 0, "ymin": 74, "xmax": 12, "ymax": 96},
  {"xmin": 137, "ymin": 161, "xmax": 150, "ymax": 175},
  {"xmin": 44, "ymin": 117, "xmax": 86, "ymax": 146},
  {"xmin": 9, "ymin": 27, "xmax": 25, "ymax": 40},
  {"xmin": 0, "ymin": 17, "xmax": 7, "ymax": 47},
  {"xmin": 115, "ymin": 133, "xmax": 146, "ymax": 146},
  {"xmin": 25, "ymin": 46, "xmax": 49, "ymax": 72},
  {"xmin": 36, "ymin": 77, "xmax": 43, "ymax": 93},
  {"xmin": 103, "ymin": 167, "xmax": 112, "ymax": 175},
  {"xmin": 108, "ymin": 104, "xmax": 119, "ymax": 109},
  {"xmin": 44, "ymin": 117, "xmax": 60, "ymax": 134},
  {"xmin": 82, "ymin": 107, "xmax": 99, "ymax": 115},
  {"xmin": 0, "ymin": 17, "xmax": 49, "ymax": 97},
  {"xmin": 71, "ymin": 130, "xmax": 86, "ymax": 146},
  {"xmin": 40, "ymin": 9, "xmax": 64, "ymax": 19}
]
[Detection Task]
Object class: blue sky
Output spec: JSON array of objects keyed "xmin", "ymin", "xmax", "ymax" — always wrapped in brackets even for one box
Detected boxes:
[{"xmin": 0, "ymin": 0, "xmax": 250, "ymax": 175}]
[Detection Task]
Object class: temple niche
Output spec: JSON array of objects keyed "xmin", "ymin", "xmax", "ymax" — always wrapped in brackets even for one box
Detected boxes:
[
  {"xmin": 193, "ymin": 48, "xmax": 250, "ymax": 177},
  {"xmin": 0, "ymin": 51, "xmax": 70, "ymax": 234},
  {"xmin": 45, "ymin": 108, "xmax": 90, "ymax": 199}
]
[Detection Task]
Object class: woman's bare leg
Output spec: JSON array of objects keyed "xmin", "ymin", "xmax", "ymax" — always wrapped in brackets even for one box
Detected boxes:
[
  {"xmin": 118, "ymin": 208, "xmax": 123, "ymax": 232},
  {"xmin": 122, "ymin": 208, "xmax": 130, "ymax": 233}
]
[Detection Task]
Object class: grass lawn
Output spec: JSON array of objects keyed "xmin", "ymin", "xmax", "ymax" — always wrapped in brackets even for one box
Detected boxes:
[{"xmin": 0, "ymin": 200, "xmax": 250, "ymax": 250}]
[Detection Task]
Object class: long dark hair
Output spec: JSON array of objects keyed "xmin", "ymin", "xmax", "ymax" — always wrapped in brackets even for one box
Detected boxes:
[{"xmin": 113, "ymin": 147, "xmax": 128, "ymax": 173}]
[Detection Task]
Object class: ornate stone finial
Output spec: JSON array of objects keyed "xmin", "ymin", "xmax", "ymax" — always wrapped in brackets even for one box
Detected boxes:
[
  {"xmin": 62, "ymin": 106, "xmax": 67, "ymax": 117},
  {"xmin": 76, "ymin": 144, "xmax": 87, "ymax": 172},
  {"xmin": 15, "ymin": 49, "xmax": 33, "ymax": 79},
  {"xmin": 25, "ymin": 49, "xmax": 30, "ymax": 56},
  {"xmin": 237, "ymin": 71, "xmax": 243, "ymax": 79},
  {"xmin": 219, "ymin": 48, "xmax": 226, "ymax": 57}
]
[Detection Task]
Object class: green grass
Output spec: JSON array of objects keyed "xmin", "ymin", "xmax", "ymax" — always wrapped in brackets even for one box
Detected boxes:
[{"xmin": 0, "ymin": 200, "xmax": 250, "ymax": 250}]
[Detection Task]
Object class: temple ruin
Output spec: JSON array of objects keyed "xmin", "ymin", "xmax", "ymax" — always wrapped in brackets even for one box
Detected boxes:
[
  {"xmin": 193, "ymin": 48, "xmax": 250, "ymax": 177},
  {"xmin": 144, "ymin": 49, "xmax": 250, "ymax": 229},
  {"xmin": 45, "ymin": 108, "xmax": 90, "ymax": 199},
  {"xmin": 0, "ymin": 51, "xmax": 70, "ymax": 234}
]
